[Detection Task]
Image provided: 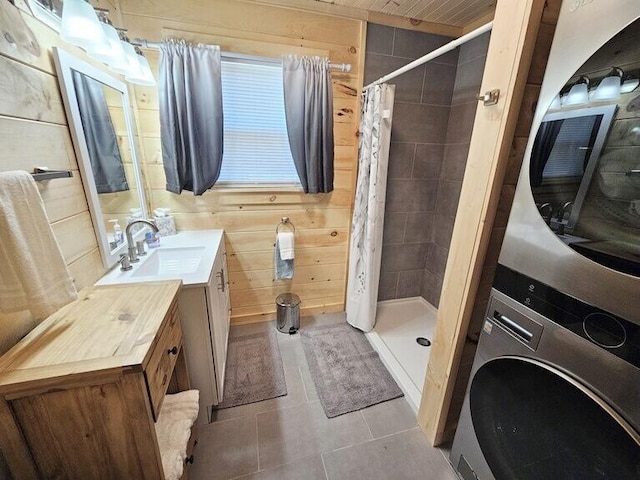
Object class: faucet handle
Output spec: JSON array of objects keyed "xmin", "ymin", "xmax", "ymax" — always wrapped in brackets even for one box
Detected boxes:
[
  {"xmin": 119, "ymin": 253, "xmax": 132, "ymax": 271},
  {"xmin": 136, "ymin": 240, "xmax": 146, "ymax": 256}
]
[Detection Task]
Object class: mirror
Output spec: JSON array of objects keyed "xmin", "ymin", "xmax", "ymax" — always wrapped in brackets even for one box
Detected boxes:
[
  {"xmin": 53, "ymin": 47, "xmax": 148, "ymax": 268},
  {"xmin": 529, "ymin": 17, "xmax": 640, "ymax": 277}
]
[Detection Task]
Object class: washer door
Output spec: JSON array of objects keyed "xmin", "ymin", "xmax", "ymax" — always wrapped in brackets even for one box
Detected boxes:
[{"xmin": 470, "ymin": 357, "xmax": 640, "ymax": 479}]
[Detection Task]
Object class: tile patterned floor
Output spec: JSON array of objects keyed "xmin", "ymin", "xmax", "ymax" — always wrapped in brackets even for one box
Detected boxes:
[{"xmin": 190, "ymin": 313, "xmax": 459, "ymax": 480}]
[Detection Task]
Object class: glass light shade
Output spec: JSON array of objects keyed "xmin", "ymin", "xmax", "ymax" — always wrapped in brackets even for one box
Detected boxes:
[
  {"xmin": 88, "ymin": 23, "xmax": 124, "ymax": 65},
  {"xmin": 562, "ymin": 82, "xmax": 589, "ymax": 107},
  {"xmin": 621, "ymin": 77, "xmax": 640, "ymax": 93},
  {"xmin": 590, "ymin": 75, "xmax": 621, "ymax": 101},
  {"xmin": 108, "ymin": 40, "xmax": 132, "ymax": 74},
  {"xmin": 125, "ymin": 54, "xmax": 156, "ymax": 86},
  {"xmin": 549, "ymin": 94, "xmax": 562, "ymax": 110},
  {"xmin": 110, "ymin": 41, "xmax": 138, "ymax": 75},
  {"xmin": 60, "ymin": 0, "xmax": 108, "ymax": 50}
]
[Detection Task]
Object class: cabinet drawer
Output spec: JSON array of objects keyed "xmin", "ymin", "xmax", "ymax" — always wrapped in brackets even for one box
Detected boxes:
[{"xmin": 146, "ymin": 303, "xmax": 183, "ymax": 420}]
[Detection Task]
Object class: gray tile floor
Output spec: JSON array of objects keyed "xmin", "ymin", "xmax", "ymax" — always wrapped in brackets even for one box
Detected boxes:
[{"xmin": 190, "ymin": 312, "xmax": 459, "ymax": 480}]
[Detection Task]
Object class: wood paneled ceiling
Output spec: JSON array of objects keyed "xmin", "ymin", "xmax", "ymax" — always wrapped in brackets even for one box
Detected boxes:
[{"xmin": 312, "ymin": 0, "xmax": 496, "ymax": 28}]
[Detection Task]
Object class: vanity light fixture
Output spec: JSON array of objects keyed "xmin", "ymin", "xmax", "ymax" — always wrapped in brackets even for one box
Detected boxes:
[
  {"xmin": 87, "ymin": 9, "xmax": 124, "ymax": 66},
  {"xmin": 562, "ymin": 76, "xmax": 590, "ymax": 107},
  {"xmin": 55, "ymin": 0, "xmax": 156, "ymax": 86},
  {"xmin": 60, "ymin": 0, "xmax": 107, "ymax": 51},
  {"xmin": 590, "ymin": 67, "xmax": 622, "ymax": 101}
]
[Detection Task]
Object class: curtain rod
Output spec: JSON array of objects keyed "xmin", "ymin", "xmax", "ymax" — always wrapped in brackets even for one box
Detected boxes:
[
  {"xmin": 364, "ymin": 21, "xmax": 493, "ymax": 90},
  {"xmin": 131, "ymin": 39, "xmax": 352, "ymax": 72}
]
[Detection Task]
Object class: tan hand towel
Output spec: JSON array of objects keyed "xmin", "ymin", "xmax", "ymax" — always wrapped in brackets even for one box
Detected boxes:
[{"xmin": 0, "ymin": 171, "xmax": 77, "ymax": 320}]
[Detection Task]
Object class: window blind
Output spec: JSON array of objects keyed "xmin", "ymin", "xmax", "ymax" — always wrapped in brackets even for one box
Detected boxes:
[
  {"xmin": 217, "ymin": 59, "xmax": 299, "ymax": 185},
  {"xmin": 543, "ymin": 116, "xmax": 598, "ymax": 178}
]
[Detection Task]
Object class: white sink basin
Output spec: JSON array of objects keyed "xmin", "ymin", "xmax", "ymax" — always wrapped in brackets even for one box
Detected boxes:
[
  {"xmin": 96, "ymin": 230, "xmax": 223, "ymax": 287},
  {"xmin": 132, "ymin": 246, "xmax": 206, "ymax": 277}
]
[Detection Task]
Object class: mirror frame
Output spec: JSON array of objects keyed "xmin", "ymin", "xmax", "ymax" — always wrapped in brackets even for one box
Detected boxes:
[{"xmin": 53, "ymin": 47, "xmax": 148, "ymax": 269}]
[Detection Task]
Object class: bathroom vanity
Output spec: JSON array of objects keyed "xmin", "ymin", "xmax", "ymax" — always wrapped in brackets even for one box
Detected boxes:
[
  {"xmin": 52, "ymin": 50, "xmax": 230, "ymax": 425},
  {"xmin": 97, "ymin": 230, "xmax": 231, "ymax": 424},
  {"xmin": 0, "ymin": 281, "xmax": 195, "ymax": 479}
]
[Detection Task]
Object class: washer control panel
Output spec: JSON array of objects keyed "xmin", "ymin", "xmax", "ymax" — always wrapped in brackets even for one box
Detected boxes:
[{"xmin": 493, "ymin": 264, "xmax": 640, "ymax": 369}]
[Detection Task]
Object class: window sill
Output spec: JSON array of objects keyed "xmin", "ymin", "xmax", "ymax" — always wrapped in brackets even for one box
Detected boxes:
[{"xmin": 212, "ymin": 182, "xmax": 304, "ymax": 193}]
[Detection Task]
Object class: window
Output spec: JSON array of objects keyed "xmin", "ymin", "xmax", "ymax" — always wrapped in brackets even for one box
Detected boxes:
[
  {"xmin": 217, "ymin": 58, "xmax": 300, "ymax": 186},
  {"xmin": 542, "ymin": 116, "xmax": 598, "ymax": 179}
]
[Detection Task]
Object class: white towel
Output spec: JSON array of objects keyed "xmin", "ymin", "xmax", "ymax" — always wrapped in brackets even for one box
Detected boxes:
[
  {"xmin": 155, "ymin": 390, "xmax": 199, "ymax": 480},
  {"xmin": 277, "ymin": 232, "xmax": 295, "ymax": 260},
  {"xmin": 274, "ymin": 236, "xmax": 294, "ymax": 280},
  {"xmin": 0, "ymin": 171, "xmax": 77, "ymax": 319}
]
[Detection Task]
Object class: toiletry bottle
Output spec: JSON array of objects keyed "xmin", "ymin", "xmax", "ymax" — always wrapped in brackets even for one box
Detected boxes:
[
  {"xmin": 109, "ymin": 219, "xmax": 124, "ymax": 246},
  {"xmin": 145, "ymin": 231, "xmax": 160, "ymax": 248}
]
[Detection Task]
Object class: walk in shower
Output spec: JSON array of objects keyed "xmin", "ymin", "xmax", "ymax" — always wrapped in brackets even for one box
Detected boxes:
[{"xmin": 355, "ymin": 23, "xmax": 491, "ymax": 410}]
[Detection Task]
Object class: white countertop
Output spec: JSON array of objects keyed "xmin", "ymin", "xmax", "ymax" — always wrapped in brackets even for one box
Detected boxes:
[{"xmin": 96, "ymin": 230, "xmax": 224, "ymax": 287}]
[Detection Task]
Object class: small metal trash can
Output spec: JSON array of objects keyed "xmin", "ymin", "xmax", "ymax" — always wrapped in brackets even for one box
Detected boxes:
[{"xmin": 276, "ymin": 293, "xmax": 301, "ymax": 334}]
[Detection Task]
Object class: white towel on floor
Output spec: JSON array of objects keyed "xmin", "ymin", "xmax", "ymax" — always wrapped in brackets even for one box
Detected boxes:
[
  {"xmin": 155, "ymin": 390, "xmax": 199, "ymax": 480},
  {"xmin": 0, "ymin": 171, "xmax": 77, "ymax": 319},
  {"xmin": 277, "ymin": 232, "xmax": 295, "ymax": 260}
]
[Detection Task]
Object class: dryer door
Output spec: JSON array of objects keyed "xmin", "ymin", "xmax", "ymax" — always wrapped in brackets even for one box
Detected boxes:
[{"xmin": 469, "ymin": 357, "xmax": 640, "ymax": 479}]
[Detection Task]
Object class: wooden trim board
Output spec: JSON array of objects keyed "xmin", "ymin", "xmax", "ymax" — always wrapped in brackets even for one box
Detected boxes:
[{"xmin": 417, "ymin": 0, "xmax": 547, "ymax": 446}]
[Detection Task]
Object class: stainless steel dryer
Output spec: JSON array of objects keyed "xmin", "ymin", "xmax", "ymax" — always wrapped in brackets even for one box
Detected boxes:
[{"xmin": 451, "ymin": 0, "xmax": 640, "ymax": 478}]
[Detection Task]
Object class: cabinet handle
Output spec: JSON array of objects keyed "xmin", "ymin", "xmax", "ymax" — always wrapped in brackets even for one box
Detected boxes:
[
  {"xmin": 186, "ymin": 455, "xmax": 194, "ymax": 464},
  {"xmin": 167, "ymin": 346, "xmax": 178, "ymax": 355},
  {"xmin": 216, "ymin": 269, "xmax": 226, "ymax": 293},
  {"xmin": 161, "ymin": 373, "xmax": 167, "ymax": 386}
]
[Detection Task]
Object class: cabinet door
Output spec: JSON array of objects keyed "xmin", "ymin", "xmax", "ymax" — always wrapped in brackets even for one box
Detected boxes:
[
  {"xmin": 206, "ymin": 244, "xmax": 231, "ymax": 400},
  {"xmin": 178, "ymin": 287, "xmax": 217, "ymax": 425}
]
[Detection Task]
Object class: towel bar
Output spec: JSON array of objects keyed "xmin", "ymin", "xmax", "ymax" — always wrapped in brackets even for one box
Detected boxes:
[
  {"xmin": 32, "ymin": 168, "xmax": 73, "ymax": 182},
  {"xmin": 276, "ymin": 217, "xmax": 296, "ymax": 234}
]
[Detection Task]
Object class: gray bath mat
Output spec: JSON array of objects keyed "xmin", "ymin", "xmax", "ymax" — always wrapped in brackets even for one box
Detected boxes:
[
  {"xmin": 216, "ymin": 328, "xmax": 287, "ymax": 409},
  {"xmin": 301, "ymin": 322, "xmax": 403, "ymax": 418}
]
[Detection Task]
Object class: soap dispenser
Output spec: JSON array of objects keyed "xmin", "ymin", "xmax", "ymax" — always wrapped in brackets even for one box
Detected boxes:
[{"xmin": 108, "ymin": 219, "xmax": 124, "ymax": 246}]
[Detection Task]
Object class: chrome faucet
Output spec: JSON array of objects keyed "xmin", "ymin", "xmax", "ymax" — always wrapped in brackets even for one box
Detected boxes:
[
  {"xmin": 560, "ymin": 201, "xmax": 573, "ymax": 220},
  {"xmin": 125, "ymin": 219, "xmax": 159, "ymax": 263}
]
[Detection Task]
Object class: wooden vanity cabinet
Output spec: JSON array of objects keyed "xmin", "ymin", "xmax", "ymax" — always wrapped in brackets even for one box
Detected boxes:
[
  {"xmin": 178, "ymin": 239, "xmax": 230, "ymax": 424},
  {"xmin": 0, "ymin": 281, "xmax": 195, "ymax": 480}
]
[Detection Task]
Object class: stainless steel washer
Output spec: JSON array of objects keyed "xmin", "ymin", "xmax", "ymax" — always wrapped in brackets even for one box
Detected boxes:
[{"xmin": 450, "ymin": 268, "xmax": 640, "ymax": 479}]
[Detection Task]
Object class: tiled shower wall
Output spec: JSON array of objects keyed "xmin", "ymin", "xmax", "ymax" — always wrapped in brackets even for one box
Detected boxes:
[
  {"xmin": 365, "ymin": 24, "xmax": 489, "ymax": 305},
  {"xmin": 422, "ymin": 33, "xmax": 490, "ymax": 307},
  {"xmin": 365, "ymin": 24, "xmax": 457, "ymax": 301}
]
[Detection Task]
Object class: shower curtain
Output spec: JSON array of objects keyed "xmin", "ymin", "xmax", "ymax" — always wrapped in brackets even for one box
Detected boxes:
[{"xmin": 346, "ymin": 83, "xmax": 395, "ymax": 332}]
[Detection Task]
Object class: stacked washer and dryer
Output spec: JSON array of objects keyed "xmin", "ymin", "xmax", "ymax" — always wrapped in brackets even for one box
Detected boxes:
[{"xmin": 450, "ymin": 1, "xmax": 640, "ymax": 479}]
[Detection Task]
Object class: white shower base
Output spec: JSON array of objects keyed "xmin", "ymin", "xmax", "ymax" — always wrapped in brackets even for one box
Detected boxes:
[{"xmin": 366, "ymin": 296, "xmax": 438, "ymax": 413}]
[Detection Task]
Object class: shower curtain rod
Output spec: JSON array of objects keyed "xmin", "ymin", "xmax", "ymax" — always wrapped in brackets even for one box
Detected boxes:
[
  {"xmin": 131, "ymin": 39, "xmax": 353, "ymax": 72},
  {"xmin": 364, "ymin": 21, "xmax": 493, "ymax": 89}
]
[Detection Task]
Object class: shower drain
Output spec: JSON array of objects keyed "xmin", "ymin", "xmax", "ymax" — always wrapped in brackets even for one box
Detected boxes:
[{"xmin": 416, "ymin": 337, "xmax": 431, "ymax": 347}]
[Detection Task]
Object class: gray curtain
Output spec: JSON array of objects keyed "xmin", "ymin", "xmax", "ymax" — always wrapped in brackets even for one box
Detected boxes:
[
  {"xmin": 159, "ymin": 40, "xmax": 223, "ymax": 196},
  {"xmin": 72, "ymin": 71, "xmax": 129, "ymax": 194},
  {"xmin": 283, "ymin": 55, "xmax": 334, "ymax": 194},
  {"xmin": 530, "ymin": 119, "xmax": 564, "ymax": 187}
]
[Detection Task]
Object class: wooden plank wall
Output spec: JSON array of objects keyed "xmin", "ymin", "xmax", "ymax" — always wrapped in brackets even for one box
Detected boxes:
[
  {"xmin": 117, "ymin": 0, "xmax": 365, "ymax": 324},
  {"xmin": 0, "ymin": 0, "xmax": 113, "ymax": 352},
  {"xmin": 0, "ymin": 0, "xmax": 112, "ymax": 289}
]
